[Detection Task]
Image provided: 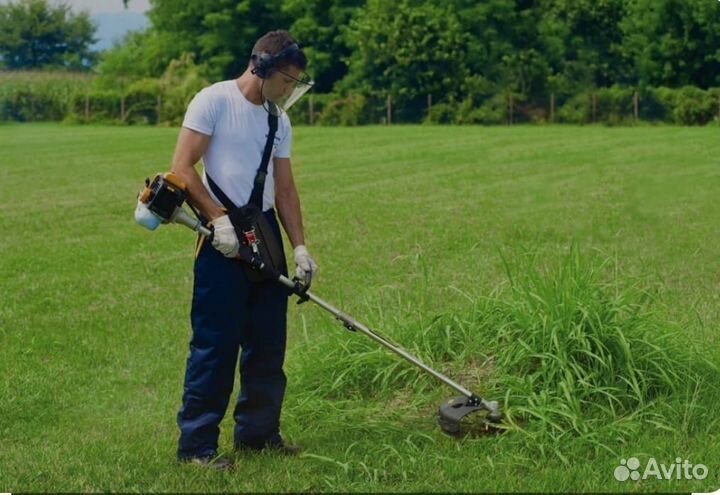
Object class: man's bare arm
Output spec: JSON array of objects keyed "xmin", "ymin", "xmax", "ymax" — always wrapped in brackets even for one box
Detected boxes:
[
  {"xmin": 170, "ymin": 127, "xmax": 225, "ymax": 221},
  {"xmin": 273, "ymin": 157, "xmax": 305, "ymax": 248}
]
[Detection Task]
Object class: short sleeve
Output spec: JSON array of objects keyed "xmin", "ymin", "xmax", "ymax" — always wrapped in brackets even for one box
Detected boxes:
[
  {"xmin": 274, "ymin": 116, "xmax": 292, "ymax": 158},
  {"xmin": 182, "ymin": 87, "xmax": 216, "ymax": 136}
]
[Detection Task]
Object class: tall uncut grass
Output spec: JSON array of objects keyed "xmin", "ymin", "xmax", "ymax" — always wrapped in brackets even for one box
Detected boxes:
[
  {"xmin": 293, "ymin": 243, "xmax": 717, "ymax": 463},
  {"xmin": 479, "ymin": 245, "xmax": 715, "ymax": 461}
]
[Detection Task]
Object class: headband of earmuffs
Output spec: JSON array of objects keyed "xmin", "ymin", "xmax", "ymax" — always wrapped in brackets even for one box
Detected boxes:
[{"xmin": 250, "ymin": 43, "xmax": 300, "ymax": 79}]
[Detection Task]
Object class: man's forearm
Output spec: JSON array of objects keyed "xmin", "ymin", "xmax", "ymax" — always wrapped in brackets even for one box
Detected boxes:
[
  {"xmin": 171, "ymin": 164, "xmax": 225, "ymax": 221},
  {"xmin": 275, "ymin": 188, "xmax": 305, "ymax": 248}
]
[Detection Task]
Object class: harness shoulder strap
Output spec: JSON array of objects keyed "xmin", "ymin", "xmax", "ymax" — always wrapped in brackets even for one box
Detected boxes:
[
  {"xmin": 248, "ymin": 109, "xmax": 279, "ymax": 209},
  {"xmin": 206, "ymin": 172, "xmax": 235, "ymax": 211},
  {"xmin": 207, "ymin": 108, "xmax": 279, "ymax": 211}
]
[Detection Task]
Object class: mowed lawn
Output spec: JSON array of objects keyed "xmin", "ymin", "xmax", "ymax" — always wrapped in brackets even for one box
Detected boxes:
[{"xmin": 0, "ymin": 123, "xmax": 718, "ymax": 493}]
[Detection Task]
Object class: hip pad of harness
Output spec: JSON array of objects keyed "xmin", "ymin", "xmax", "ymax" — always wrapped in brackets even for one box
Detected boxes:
[{"xmin": 228, "ymin": 204, "xmax": 285, "ymax": 282}]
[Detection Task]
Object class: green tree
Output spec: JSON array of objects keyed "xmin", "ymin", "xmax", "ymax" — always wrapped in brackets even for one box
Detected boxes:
[
  {"xmin": 453, "ymin": 0, "xmax": 541, "ymax": 94},
  {"xmin": 0, "ymin": 0, "xmax": 97, "ymax": 69},
  {"xmin": 343, "ymin": 0, "xmax": 468, "ymax": 102},
  {"xmin": 96, "ymin": 30, "xmax": 181, "ymax": 86},
  {"xmin": 537, "ymin": 0, "xmax": 628, "ymax": 90},
  {"xmin": 283, "ymin": 0, "xmax": 363, "ymax": 93},
  {"xmin": 621, "ymin": 0, "xmax": 720, "ymax": 88},
  {"xmin": 146, "ymin": 0, "xmax": 291, "ymax": 80}
]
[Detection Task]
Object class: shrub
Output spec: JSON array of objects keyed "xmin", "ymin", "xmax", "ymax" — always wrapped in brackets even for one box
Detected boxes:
[
  {"xmin": 125, "ymin": 78, "xmax": 161, "ymax": 125},
  {"xmin": 424, "ymin": 101, "xmax": 457, "ymax": 124},
  {"xmin": 68, "ymin": 89, "xmax": 121, "ymax": 123},
  {"xmin": 467, "ymin": 93, "xmax": 510, "ymax": 125},
  {"xmin": 316, "ymin": 94, "xmax": 369, "ymax": 126},
  {"xmin": 670, "ymin": 86, "xmax": 717, "ymax": 125},
  {"xmin": 158, "ymin": 53, "xmax": 209, "ymax": 126},
  {"xmin": 595, "ymin": 86, "xmax": 635, "ymax": 125},
  {"xmin": 557, "ymin": 92, "xmax": 592, "ymax": 124}
]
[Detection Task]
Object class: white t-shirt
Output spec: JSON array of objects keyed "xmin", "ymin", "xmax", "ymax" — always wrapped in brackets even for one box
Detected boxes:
[{"xmin": 182, "ymin": 80, "xmax": 292, "ymax": 212}]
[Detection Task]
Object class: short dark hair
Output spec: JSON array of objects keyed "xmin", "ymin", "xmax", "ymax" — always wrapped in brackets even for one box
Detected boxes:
[{"xmin": 251, "ymin": 30, "xmax": 307, "ymax": 71}]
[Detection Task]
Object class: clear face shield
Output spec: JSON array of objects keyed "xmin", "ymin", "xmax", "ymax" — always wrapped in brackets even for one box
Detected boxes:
[{"xmin": 262, "ymin": 68, "xmax": 314, "ymax": 116}]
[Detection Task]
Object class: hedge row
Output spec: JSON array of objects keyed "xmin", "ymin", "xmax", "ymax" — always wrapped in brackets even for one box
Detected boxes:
[
  {"xmin": 287, "ymin": 86, "xmax": 720, "ymax": 126},
  {"xmin": 0, "ymin": 70, "xmax": 206, "ymax": 125},
  {"xmin": 0, "ymin": 71, "xmax": 92, "ymax": 122},
  {"xmin": 2, "ymin": 72, "xmax": 719, "ymax": 126}
]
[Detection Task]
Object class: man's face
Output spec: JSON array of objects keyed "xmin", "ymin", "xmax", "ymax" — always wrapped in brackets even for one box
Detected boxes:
[{"xmin": 261, "ymin": 64, "xmax": 304, "ymax": 102}]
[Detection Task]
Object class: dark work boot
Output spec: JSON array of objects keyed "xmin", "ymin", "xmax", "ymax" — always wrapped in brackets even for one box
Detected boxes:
[
  {"xmin": 178, "ymin": 454, "xmax": 234, "ymax": 470},
  {"xmin": 266, "ymin": 442, "xmax": 303, "ymax": 456},
  {"xmin": 235, "ymin": 440, "xmax": 303, "ymax": 456}
]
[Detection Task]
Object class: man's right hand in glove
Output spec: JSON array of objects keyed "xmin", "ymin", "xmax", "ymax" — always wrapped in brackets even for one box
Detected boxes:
[{"xmin": 209, "ymin": 214, "xmax": 239, "ymax": 258}]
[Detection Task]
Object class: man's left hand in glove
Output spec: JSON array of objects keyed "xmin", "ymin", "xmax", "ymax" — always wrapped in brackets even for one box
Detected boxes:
[{"xmin": 294, "ymin": 245, "xmax": 318, "ymax": 291}]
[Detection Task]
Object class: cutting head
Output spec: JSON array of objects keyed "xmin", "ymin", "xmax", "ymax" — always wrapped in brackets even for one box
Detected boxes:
[{"xmin": 438, "ymin": 395, "xmax": 503, "ymax": 435}]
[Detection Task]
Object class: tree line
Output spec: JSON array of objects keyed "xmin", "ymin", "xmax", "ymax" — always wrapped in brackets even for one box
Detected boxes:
[
  {"xmin": 101, "ymin": 0, "xmax": 720, "ymax": 95},
  {"xmin": 2, "ymin": 0, "xmax": 720, "ymax": 125}
]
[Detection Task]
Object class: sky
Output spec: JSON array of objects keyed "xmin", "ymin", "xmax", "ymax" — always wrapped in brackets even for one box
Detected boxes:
[
  {"xmin": 34, "ymin": 0, "xmax": 152, "ymax": 50},
  {"xmin": 49, "ymin": 0, "xmax": 151, "ymax": 14},
  {"xmin": 0, "ymin": 0, "xmax": 152, "ymax": 50}
]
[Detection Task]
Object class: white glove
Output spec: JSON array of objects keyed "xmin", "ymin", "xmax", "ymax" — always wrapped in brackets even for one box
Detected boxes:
[
  {"xmin": 294, "ymin": 245, "xmax": 318, "ymax": 288},
  {"xmin": 209, "ymin": 215, "xmax": 239, "ymax": 258}
]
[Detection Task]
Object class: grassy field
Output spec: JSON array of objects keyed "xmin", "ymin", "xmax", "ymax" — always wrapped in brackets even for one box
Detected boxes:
[{"xmin": 0, "ymin": 123, "xmax": 718, "ymax": 493}]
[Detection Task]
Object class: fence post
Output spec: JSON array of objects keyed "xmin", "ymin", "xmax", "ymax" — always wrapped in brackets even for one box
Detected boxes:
[
  {"xmin": 550, "ymin": 93, "xmax": 555, "ymax": 123},
  {"xmin": 592, "ymin": 93, "xmax": 597, "ymax": 123},
  {"xmin": 386, "ymin": 94, "xmax": 392, "ymax": 125},
  {"xmin": 633, "ymin": 91, "xmax": 639, "ymax": 123},
  {"xmin": 508, "ymin": 93, "xmax": 514, "ymax": 125},
  {"xmin": 427, "ymin": 94, "xmax": 432, "ymax": 116},
  {"xmin": 309, "ymin": 94, "xmax": 314, "ymax": 125}
]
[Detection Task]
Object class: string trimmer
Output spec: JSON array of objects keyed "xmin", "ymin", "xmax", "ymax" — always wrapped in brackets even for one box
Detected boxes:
[{"xmin": 135, "ymin": 172, "xmax": 503, "ymax": 434}]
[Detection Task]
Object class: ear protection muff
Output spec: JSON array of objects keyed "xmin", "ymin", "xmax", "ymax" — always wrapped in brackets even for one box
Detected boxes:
[{"xmin": 251, "ymin": 42, "xmax": 300, "ymax": 79}]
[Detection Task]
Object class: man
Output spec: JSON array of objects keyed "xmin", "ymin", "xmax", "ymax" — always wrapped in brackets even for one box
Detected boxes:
[{"xmin": 170, "ymin": 30, "xmax": 318, "ymax": 470}]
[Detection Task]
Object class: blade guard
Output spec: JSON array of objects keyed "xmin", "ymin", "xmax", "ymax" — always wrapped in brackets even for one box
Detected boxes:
[{"xmin": 438, "ymin": 395, "xmax": 502, "ymax": 434}]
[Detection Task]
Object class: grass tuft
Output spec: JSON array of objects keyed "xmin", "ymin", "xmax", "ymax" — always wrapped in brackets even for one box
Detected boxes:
[{"xmin": 474, "ymin": 243, "xmax": 716, "ymax": 460}]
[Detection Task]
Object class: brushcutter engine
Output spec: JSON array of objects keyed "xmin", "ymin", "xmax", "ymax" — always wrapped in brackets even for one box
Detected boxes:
[
  {"xmin": 137, "ymin": 173, "xmax": 187, "ymax": 224},
  {"xmin": 135, "ymin": 172, "xmax": 205, "ymax": 234}
]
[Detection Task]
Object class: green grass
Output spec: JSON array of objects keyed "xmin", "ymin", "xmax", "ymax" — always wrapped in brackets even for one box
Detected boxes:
[{"xmin": 1, "ymin": 123, "xmax": 719, "ymax": 492}]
